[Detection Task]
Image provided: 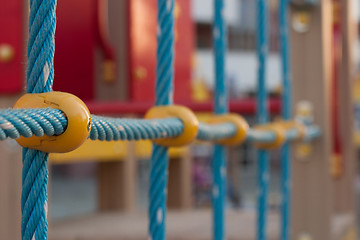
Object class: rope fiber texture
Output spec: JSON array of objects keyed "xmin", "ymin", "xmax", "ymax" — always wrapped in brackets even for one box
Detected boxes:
[
  {"xmin": 149, "ymin": 0, "xmax": 175, "ymax": 239},
  {"xmin": 212, "ymin": 0, "xmax": 228, "ymax": 240},
  {"xmin": 22, "ymin": 0, "xmax": 57, "ymax": 239},
  {"xmin": 0, "ymin": 108, "xmax": 320, "ymax": 143},
  {"xmin": 11, "ymin": 0, "xmax": 318, "ymax": 239},
  {"xmin": 90, "ymin": 116, "xmax": 183, "ymax": 141},
  {"xmin": 0, "ymin": 108, "xmax": 66, "ymax": 140},
  {"xmin": 279, "ymin": 0, "xmax": 292, "ymax": 239},
  {"xmin": 256, "ymin": 0, "xmax": 270, "ymax": 239}
]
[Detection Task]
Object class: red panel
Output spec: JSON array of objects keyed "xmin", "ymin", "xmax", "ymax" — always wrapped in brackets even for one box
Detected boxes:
[
  {"xmin": 174, "ymin": 0, "xmax": 193, "ymax": 102},
  {"xmin": 0, "ymin": 0, "xmax": 23, "ymax": 93},
  {"xmin": 129, "ymin": 0, "xmax": 194, "ymax": 102},
  {"xmin": 331, "ymin": 0, "xmax": 343, "ymax": 177},
  {"xmin": 53, "ymin": 0, "xmax": 96, "ymax": 101}
]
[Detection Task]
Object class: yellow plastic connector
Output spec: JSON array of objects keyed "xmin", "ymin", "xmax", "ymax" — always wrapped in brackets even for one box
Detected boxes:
[
  {"xmin": 145, "ymin": 105, "xmax": 199, "ymax": 147},
  {"xmin": 13, "ymin": 92, "xmax": 91, "ymax": 153},
  {"xmin": 254, "ymin": 123, "xmax": 286, "ymax": 149},
  {"xmin": 209, "ymin": 114, "xmax": 249, "ymax": 146}
]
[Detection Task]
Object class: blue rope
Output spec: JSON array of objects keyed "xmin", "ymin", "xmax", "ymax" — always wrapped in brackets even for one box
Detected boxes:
[
  {"xmin": 90, "ymin": 116, "xmax": 183, "ymax": 141},
  {"xmin": 22, "ymin": 0, "xmax": 56, "ymax": 239},
  {"xmin": 0, "ymin": 108, "xmax": 320, "ymax": 143},
  {"xmin": 0, "ymin": 107, "xmax": 322, "ymax": 145},
  {"xmin": 197, "ymin": 122, "xmax": 235, "ymax": 141},
  {"xmin": 0, "ymin": 108, "xmax": 66, "ymax": 140},
  {"xmin": 12, "ymin": 1, "xmax": 319, "ymax": 239},
  {"xmin": 279, "ymin": 0, "xmax": 292, "ymax": 240},
  {"xmin": 212, "ymin": 0, "xmax": 228, "ymax": 240},
  {"xmin": 303, "ymin": 126, "xmax": 321, "ymax": 141},
  {"xmin": 155, "ymin": 1, "xmax": 175, "ymax": 107},
  {"xmin": 149, "ymin": 0, "xmax": 175, "ymax": 239},
  {"xmin": 256, "ymin": 0, "xmax": 269, "ymax": 239}
]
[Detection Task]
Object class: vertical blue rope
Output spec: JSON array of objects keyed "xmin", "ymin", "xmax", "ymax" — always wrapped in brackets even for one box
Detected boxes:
[
  {"xmin": 279, "ymin": 0, "xmax": 292, "ymax": 239},
  {"xmin": 22, "ymin": 0, "xmax": 56, "ymax": 239},
  {"xmin": 212, "ymin": 1, "xmax": 228, "ymax": 240},
  {"xmin": 148, "ymin": 0, "xmax": 175, "ymax": 240},
  {"xmin": 256, "ymin": 0, "xmax": 269, "ymax": 240}
]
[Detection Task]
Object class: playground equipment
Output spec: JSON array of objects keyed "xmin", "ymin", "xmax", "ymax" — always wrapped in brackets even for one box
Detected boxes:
[{"xmin": 0, "ymin": 0, "xmax": 357, "ymax": 240}]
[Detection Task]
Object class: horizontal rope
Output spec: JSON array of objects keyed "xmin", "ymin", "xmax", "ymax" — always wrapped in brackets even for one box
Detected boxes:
[
  {"xmin": 197, "ymin": 122, "xmax": 236, "ymax": 141},
  {"xmin": 89, "ymin": 116, "xmax": 184, "ymax": 141},
  {"xmin": 247, "ymin": 125, "xmax": 321, "ymax": 143},
  {"xmin": 0, "ymin": 108, "xmax": 67, "ymax": 140},
  {"xmin": 0, "ymin": 108, "xmax": 320, "ymax": 144}
]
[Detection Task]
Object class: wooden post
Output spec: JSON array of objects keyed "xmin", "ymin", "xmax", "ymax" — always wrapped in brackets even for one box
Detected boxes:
[
  {"xmin": 0, "ymin": 97, "xmax": 22, "ymax": 239},
  {"xmin": 98, "ymin": 142, "xmax": 137, "ymax": 212},
  {"xmin": 96, "ymin": 0, "xmax": 137, "ymax": 212},
  {"xmin": 167, "ymin": 153, "xmax": 192, "ymax": 209},
  {"xmin": 332, "ymin": 0, "xmax": 357, "ymax": 214},
  {"xmin": 0, "ymin": 0, "xmax": 27, "ymax": 236},
  {"xmin": 290, "ymin": 1, "xmax": 333, "ymax": 240}
]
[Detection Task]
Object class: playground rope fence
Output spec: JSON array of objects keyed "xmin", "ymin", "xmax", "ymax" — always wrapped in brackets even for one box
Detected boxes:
[
  {"xmin": 0, "ymin": 108, "xmax": 319, "ymax": 143},
  {"xmin": 0, "ymin": 0, "xmax": 321, "ymax": 240}
]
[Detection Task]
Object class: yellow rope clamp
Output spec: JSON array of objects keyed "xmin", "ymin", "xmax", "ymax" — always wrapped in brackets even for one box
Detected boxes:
[
  {"xmin": 145, "ymin": 105, "xmax": 199, "ymax": 147},
  {"xmin": 209, "ymin": 114, "xmax": 249, "ymax": 146},
  {"xmin": 254, "ymin": 123, "xmax": 286, "ymax": 149},
  {"xmin": 13, "ymin": 91, "xmax": 92, "ymax": 153}
]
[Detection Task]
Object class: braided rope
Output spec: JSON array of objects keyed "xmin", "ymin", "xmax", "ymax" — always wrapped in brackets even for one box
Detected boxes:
[
  {"xmin": 149, "ymin": 0, "xmax": 175, "ymax": 239},
  {"xmin": 279, "ymin": 0, "xmax": 292, "ymax": 240},
  {"xmin": 5, "ymin": 1, "xmax": 316, "ymax": 239},
  {"xmin": 212, "ymin": 0, "xmax": 228, "ymax": 239},
  {"xmin": 256, "ymin": 0, "xmax": 269, "ymax": 239},
  {"xmin": 90, "ymin": 116, "xmax": 183, "ymax": 141},
  {"xmin": 197, "ymin": 122, "xmax": 235, "ymax": 141},
  {"xmin": 0, "ymin": 108, "xmax": 66, "ymax": 140},
  {"xmin": 0, "ymin": 108, "xmax": 320, "ymax": 143},
  {"xmin": 155, "ymin": 1, "xmax": 175, "ymax": 106},
  {"xmin": 22, "ymin": 0, "xmax": 56, "ymax": 239}
]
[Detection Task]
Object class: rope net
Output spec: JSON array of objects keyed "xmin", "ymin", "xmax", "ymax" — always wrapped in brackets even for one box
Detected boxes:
[
  {"xmin": 0, "ymin": 0, "xmax": 322, "ymax": 240},
  {"xmin": 21, "ymin": 0, "xmax": 56, "ymax": 239},
  {"xmin": 0, "ymin": 108, "xmax": 319, "ymax": 143}
]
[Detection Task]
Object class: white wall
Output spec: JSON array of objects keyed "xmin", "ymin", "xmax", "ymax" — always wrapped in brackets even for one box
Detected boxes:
[
  {"xmin": 195, "ymin": 50, "xmax": 281, "ymax": 96},
  {"xmin": 191, "ymin": 0, "xmax": 241, "ymax": 26}
]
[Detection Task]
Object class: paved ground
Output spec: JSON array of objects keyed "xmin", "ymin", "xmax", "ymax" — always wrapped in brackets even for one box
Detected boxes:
[
  {"xmin": 49, "ymin": 150, "xmax": 360, "ymax": 239},
  {"xmin": 49, "ymin": 209, "xmax": 281, "ymax": 240},
  {"xmin": 50, "ymin": 147, "xmax": 282, "ymax": 220}
]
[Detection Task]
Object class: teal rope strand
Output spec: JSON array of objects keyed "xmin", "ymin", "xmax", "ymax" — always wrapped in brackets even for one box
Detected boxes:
[
  {"xmin": 256, "ymin": 0, "xmax": 269, "ymax": 239},
  {"xmin": 22, "ymin": 0, "xmax": 56, "ymax": 239},
  {"xmin": 149, "ymin": 0, "xmax": 175, "ymax": 240},
  {"xmin": 212, "ymin": 0, "xmax": 228, "ymax": 240},
  {"xmin": 0, "ymin": 108, "xmax": 320, "ymax": 143},
  {"xmin": 0, "ymin": 108, "xmax": 66, "ymax": 140},
  {"xmin": 0, "ymin": 106, "xmax": 322, "ymax": 148},
  {"xmin": 197, "ymin": 122, "xmax": 235, "ymax": 141},
  {"xmin": 90, "ymin": 116, "xmax": 184, "ymax": 141},
  {"xmin": 279, "ymin": 0, "xmax": 292, "ymax": 239}
]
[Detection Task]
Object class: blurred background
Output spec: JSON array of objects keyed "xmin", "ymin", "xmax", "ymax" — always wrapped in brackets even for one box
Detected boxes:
[{"xmin": 50, "ymin": 0, "xmax": 289, "ymax": 220}]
